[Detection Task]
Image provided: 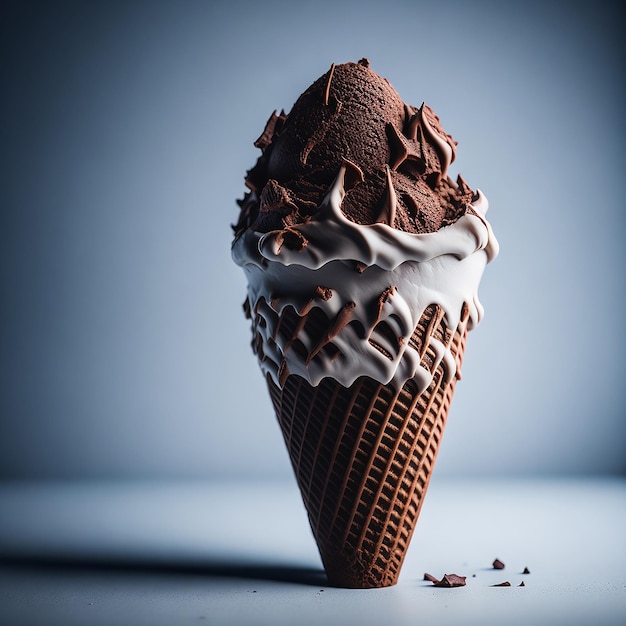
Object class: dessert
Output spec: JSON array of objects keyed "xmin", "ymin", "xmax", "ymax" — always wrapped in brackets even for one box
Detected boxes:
[{"xmin": 232, "ymin": 59, "xmax": 498, "ymax": 588}]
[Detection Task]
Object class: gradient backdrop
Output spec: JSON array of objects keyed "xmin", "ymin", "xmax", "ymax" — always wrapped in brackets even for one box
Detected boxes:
[{"xmin": 1, "ymin": 0, "xmax": 624, "ymax": 481}]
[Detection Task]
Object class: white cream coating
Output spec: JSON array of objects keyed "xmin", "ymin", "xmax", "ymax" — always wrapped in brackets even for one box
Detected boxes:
[{"xmin": 232, "ymin": 166, "xmax": 499, "ymax": 391}]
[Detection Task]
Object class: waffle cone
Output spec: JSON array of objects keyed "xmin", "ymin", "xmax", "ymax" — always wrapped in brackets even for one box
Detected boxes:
[{"xmin": 265, "ymin": 302, "xmax": 470, "ymax": 588}]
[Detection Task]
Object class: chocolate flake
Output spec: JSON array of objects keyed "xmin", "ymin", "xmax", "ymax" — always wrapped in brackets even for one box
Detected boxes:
[
  {"xmin": 341, "ymin": 158, "xmax": 365, "ymax": 192},
  {"xmin": 433, "ymin": 574, "xmax": 466, "ymax": 588},
  {"xmin": 423, "ymin": 573, "xmax": 440, "ymax": 584},
  {"xmin": 259, "ymin": 179, "xmax": 299, "ymax": 216},
  {"xmin": 492, "ymin": 558, "xmax": 505, "ymax": 570},
  {"xmin": 306, "ymin": 301, "xmax": 356, "ymax": 364},
  {"xmin": 522, "ymin": 567, "xmax": 530, "ymax": 574},
  {"xmin": 253, "ymin": 110, "xmax": 287, "ymax": 152},
  {"xmin": 299, "ymin": 286, "xmax": 333, "ymax": 317},
  {"xmin": 518, "ymin": 581, "xmax": 525, "ymax": 587},
  {"xmin": 491, "ymin": 581, "xmax": 511, "ymax": 587},
  {"xmin": 275, "ymin": 227, "xmax": 308, "ymax": 252},
  {"xmin": 323, "ymin": 64, "xmax": 335, "ymax": 107},
  {"xmin": 376, "ymin": 166, "xmax": 397, "ymax": 227},
  {"xmin": 387, "ymin": 122, "xmax": 410, "ymax": 171},
  {"xmin": 371, "ymin": 285, "xmax": 396, "ymax": 330},
  {"xmin": 315, "ymin": 285, "xmax": 333, "ymax": 301}
]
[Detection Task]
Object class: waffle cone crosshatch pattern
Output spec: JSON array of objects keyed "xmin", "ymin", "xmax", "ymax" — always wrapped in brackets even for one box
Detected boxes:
[{"xmin": 265, "ymin": 303, "xmax": 470, "ymax": 588}]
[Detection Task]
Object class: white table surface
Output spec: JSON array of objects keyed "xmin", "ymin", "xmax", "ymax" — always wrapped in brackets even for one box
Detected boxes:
[{"xmin": 0, "ymin": 477, "xmax": 624, "ymax": 626}]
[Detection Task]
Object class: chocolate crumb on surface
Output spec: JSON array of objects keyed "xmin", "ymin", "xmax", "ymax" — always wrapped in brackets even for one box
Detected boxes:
[
  {"xmin": 518, "ymin": 581, "xmax": 526, "ymax": 587},
  {"xmin": 433, "ymin": 574, "xmax": 466, "ymax": 588},
  {"xmin": 522, "ymin": 566, "xmax": 530, "ymax": 574},
  {"xmin": 491, "ymin": 581, "xmax": 511, "ymax": 587},
  {"xmin": 492, "ymin": 558, "xmax": 505, "ymax": 570},
  {"xmin": 424, "ymin": 573, "xmax": 440, "ymax": 584}
]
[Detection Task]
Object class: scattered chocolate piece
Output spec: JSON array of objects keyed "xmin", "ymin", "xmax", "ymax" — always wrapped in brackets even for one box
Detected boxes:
[
  {"xmin": 423, "ymin": 573, "xmax": 440, "ymax": 584},
  {"xmin": 522, "ymin": 567, "xmax": 530, "ymax": 574},
  {"xmin": 518, "ymin": 581, "xmax": 525, "ymax": 587},
  {"xmin": 492, "ymin": 558, "xmax": 505, "ymax": 570},
  {"xmin": 433, "ymin": 574, "xmax": 466, "ymax": 588},
  {"xmin": 491, "ymin": 581, "xmax": 511, "ymax": 587}
]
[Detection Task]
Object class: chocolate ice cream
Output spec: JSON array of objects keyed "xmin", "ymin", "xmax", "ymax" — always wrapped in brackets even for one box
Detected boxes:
[{"xmin": 234, "ymin": 58, "xmax": 476, "ymax": 240}]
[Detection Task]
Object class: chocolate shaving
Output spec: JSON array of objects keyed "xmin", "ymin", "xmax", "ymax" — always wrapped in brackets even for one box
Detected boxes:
[
  {"xmin": 341, "ymin": 158, "xmax": 365, "ymax": 192},
  {"xmin": 322, "ymin": 64, "xmax": 335, "ymax": 107},
  {"xmin": 315, "ymin": 286, "xmax": 333, "ymax": 301},
  {"xmin": 299, "ymin": 286, "xmax": 333, "ymax": 317},
  {"xmin": 282, "ymin": 313, "xmax": 308, "ymax": 352},
  {"xmin": 275, "ymin": 227, "xmax": 308, "ymax": 252},
  {"xmin": 522, "ymin": 567, "xmax": 530, "ymax": 574},
  {"xmin": 300, "ymin": 93, "xmax": 342, "ymax": 166},
  {"xmin": 433, "ymin": 574, "xmax": 466, "ymax": 588},
  {"xmin": 518, "ymin": 581, "xmax": 525, "ymax": 587},
  {"xmin": 370, "ymin": 285, "xmax": 396, "ymax": 331},
  {"xmin": 423, "ymin": 573, "xmax": 440, "ymax": 584},
  {"xmin": 254, "ymin": 110, "xmax": 287, "ymax": 152},
  {"xmin": 375, "ymin": 165, "xmax": 397, "ymax": 227},
  {"xmin": 492, "ymin": 558, "xmax": 505, "ymax": 570},
  {"xmin": 306, "ymin": 301, "xmax": 356, "ymax": 364},
  {"xmin": 404, "ymin": 106, "xmax": 420, "ymax": 141},
  {"xmin": 259, "ymin": 179, "xmax": 299, "ymax": 216},
  {"xmin": 491, "ymin": 581, "xmax": 511, "ymax": 587},
  {"xmin": 386, "ymin": 122, "xmax": 410, "ymax": 171}
]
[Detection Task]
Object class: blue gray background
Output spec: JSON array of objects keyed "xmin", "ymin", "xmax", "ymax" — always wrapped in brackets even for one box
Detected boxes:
[{"xmin": 1, "ymin": 0, "xmax": 624, "ymax": 481}]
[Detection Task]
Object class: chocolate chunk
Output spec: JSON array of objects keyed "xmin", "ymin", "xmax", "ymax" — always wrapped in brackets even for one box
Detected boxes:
[
  {"xmin": 275, "ymin": 227, "xmax": 308, "ymax": 252},
  {"xmin": 518, "ymin": 581, "xmax": 525, "ymax": 587},
  {"xmin": 433, "ymin": 574, "xmax": 466, "ymax": 588},
  {"xmin": 490, "ymin": 581, "xmax": 511, "ymax": 587},
  {"xmin": 423, "ymin": 573, "xmax": 440, "ymax": 584},
  {"xmin": 492, "ymin": 558, "xmax": 505, "ymax": 570},
  {"xmin": 522, "ymin": 567, "xmax": 530, "ymax": 574}
]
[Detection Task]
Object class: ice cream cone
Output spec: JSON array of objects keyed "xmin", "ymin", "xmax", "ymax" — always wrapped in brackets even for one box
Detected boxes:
[
  {"xmin": 264, "ymin": 302, "xmax": 469, "ymax": 588},
  {"xmin": 232, "ymin": 60, "xmax": 498, "ymax": 589}
]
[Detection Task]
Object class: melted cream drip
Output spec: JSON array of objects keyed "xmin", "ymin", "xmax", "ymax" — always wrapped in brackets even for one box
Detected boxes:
[{"xmin": 232, "ymin": 166, "xmax": 499, "ymax": 391}]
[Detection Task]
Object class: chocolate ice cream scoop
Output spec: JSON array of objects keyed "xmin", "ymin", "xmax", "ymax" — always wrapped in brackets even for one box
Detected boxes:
[{"xmin": 234, "ymin": 58, "xmax": 476, "ymax": 238}]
